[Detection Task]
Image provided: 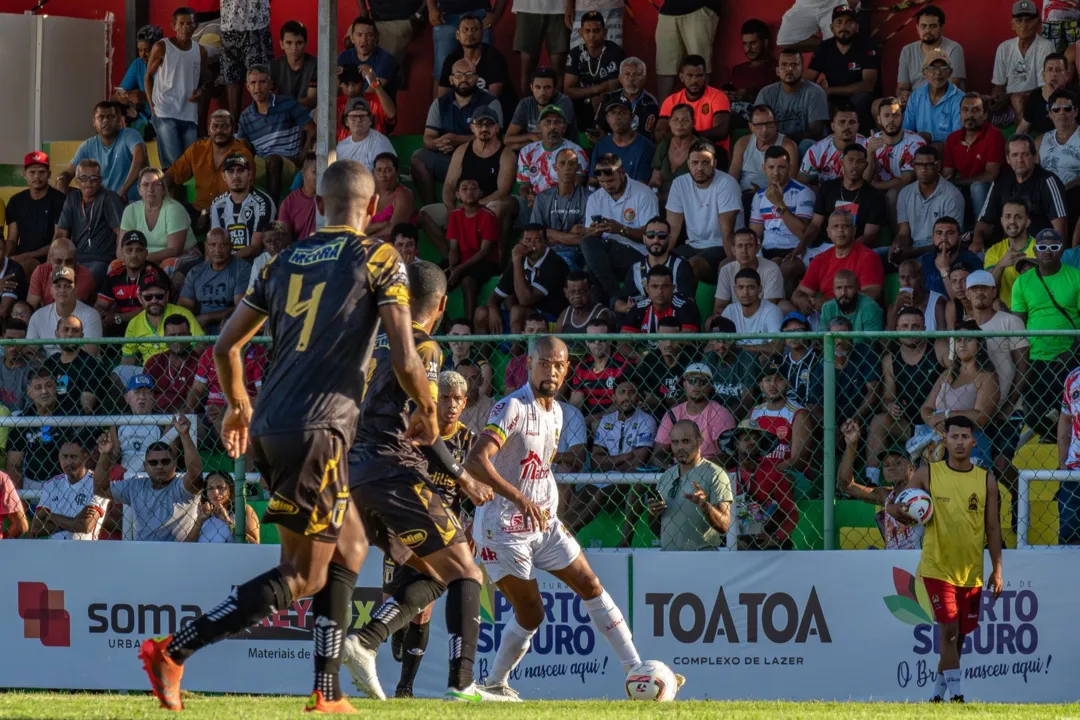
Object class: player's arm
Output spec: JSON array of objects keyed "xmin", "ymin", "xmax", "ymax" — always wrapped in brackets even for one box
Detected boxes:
[
  {"xmin": 985, "ymin": 469, "xmax": 1004, "ymax": 597},
  {"xmin": 464, "ymin": 433, "xmax": 547, "ymax": 531},
  {"xmin": 886, "ymin": 463, "xmax": 928, "ymax": 524},
  {"xmin": 379, "ymin": 302, "xmax": 438, "ymax": 445},
  {"xmin": 419, "ymin": 440, "xmax": 493, "ymax": 506},
  {"xmin": 212, "ymin": 302, "xmax": 267, "ymax": 458}
]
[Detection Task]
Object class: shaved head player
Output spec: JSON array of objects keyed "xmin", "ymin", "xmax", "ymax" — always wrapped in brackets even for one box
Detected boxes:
[
  {"xmin": 463, "ymin": 337, "xmax": 644, "ymax": 700},
  {"xmin": 138, "ymin": 159, "xmax": 438, "ymax": 714},
  {"xmin": 887, "ymin": 415, "xmax": 1004, "ymax": 704}
]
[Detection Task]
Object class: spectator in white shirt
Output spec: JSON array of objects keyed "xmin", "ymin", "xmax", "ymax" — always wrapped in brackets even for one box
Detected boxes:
[
  {"xmin": 26, "ymin": 266, "xmax": 103, "ymax": 357},
  {"xmin": 749, "ymin": 145, "xmax": 816, "ymax": 291},
  {"xmin": 710, "ymin": 227, "xmax": 791, "ymax": 325},
  {"xmin": 721, "ymin": 267, "xmax": 784, "ymax": 355},
  {"xmin": 30, "ymin": 438, "xmax": 109, "ymax": 540},
  {"xmin": 991, "ymin": 0, "xmax": 1055, "ymax": 127},
  {"xmin": 580, "ymin": 152, "xmax": 658, "ymax": 297},
  {"xmin": 592, "ymin": 379, "xmax": 657, "ymax": 472},
  {"xmin": 335, "ymin": 97, "xmax": 396, "ymax": 170},
  {"xmin": 665, "ymin": 140, "xmax": 743, "ymax": 281}
]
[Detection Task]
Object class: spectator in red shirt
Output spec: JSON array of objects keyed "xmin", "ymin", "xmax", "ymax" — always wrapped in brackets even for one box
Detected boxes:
[
  {"xmin": 716, "ymin": 424, "xmax": 799, "ymax": 550},
  {"xmin": 27, "ymin": 239, "xmax": 96, "ymax": 310},
  {"xmin": 0, "ymin": 470, "xmax": 28, "ymax": 538},
  {"xmin": 335, "ymin": 65, "xmax": 396, "ymax": 141},
  {"xmin": 446, "ymin": 176, "xmax": 500, "ymax": 323},
  {"xmin": 278, "ymin": 152, "xmax": 317, "ymax": 241},
  {"xmin": 505, "ymin": 312, "xmax": 548, "ymax": 394},
  {"xmin": 570, "ymin": 317, "xmax": 630, "ymax": 416},
  {"xmin": 728, "ymin": 20, "xmax": 776, "ymax": 110},
  {"xmin": 942, "ymin": 93, "xmax": 1005, "ymax": 224},
  {"xmin": 143, "ymin": 315, "xmax": 201, "ymax": 412},
  {"xmin": 792, "ymin": 208, "xmax": 884, "ymax": 315},
  {"xmin": 94, "ymin": 230, "xmax": 167, "ymax": 334},
  {"xmin": 186, "ymin": 341, "xmax": 266, "ymax": 446}
]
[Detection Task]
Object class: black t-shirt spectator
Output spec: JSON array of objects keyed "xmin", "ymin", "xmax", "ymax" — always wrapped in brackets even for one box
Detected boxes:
[
  {"xmin": 493, "ymin": 249, "xmax": 571, "ymax": 319},
  {"xmin": 9, "ymin": 409, "xmax": 78, "ymax": 484},
  {"xmin": 269, "ymin": 54, "xmax": 318, "ymax": 104},
  {"xmin": 6, "ymin": 187, "xmax": 67, "ymax": 256},
  {"xmin": 808, "ymin": 36, "xmax": 881, "ymax": 89},
  {"xmin": 620, "ymin": 255, "xmax": 695, "ymax": 301},
  {"xmin": 812, "ymin": 179, "xmax": 887, "ymax": 243},
  {"xmin": 439, "ymin": 45, "xmax": 511, "ymax": 97},
  {"xmin": 566, "ymin": 41, "xmax": 625, "ymax": 89},
  {"xmin": 97, "ymin": 261, "xmax": 168, "ymax": 314},
  {"xmin": 1023, "ymin": 92, "xmax": 1053, "ymax": 137},
  {"xmin": 639, "ymin": 348, "xmax": 698, "ymax": 405},
  {"xmin": 42, "ymin": 351, "xmax": 113, "ymax": 415},
  {"xmin": 658, "ymin": 0, "xmax": 719, "ymax": 15},
  {"xmin": 621, "ymin": 295, "xmax": 701, "ymax": 334},
  {"xmin": 368, "ymin": 0, "xmax": 423, "ymax": 21},
  {"xmin": 594, "ymin": 89, "xmax": 661, "ymax": 140},
  {"xmin": 977, "ymin": 165, "xmax": 1067, "ymax": 240}
]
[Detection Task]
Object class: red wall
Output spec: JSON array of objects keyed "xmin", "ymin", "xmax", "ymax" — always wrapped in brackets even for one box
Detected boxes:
[{"xmin": 2, "ymin": 0, "xmax": 1017, "ymax": 135}]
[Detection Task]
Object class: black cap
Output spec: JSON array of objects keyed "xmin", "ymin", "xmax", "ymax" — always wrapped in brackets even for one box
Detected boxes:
[
  {"xmin": 832, "ymin": 4, "xmax": 857, "ymax": 20},
  {"xmin": 223, "ymin": 154, "xmax": 249, "ymax": 170},
  {"xmin": 759, "ymin": 360, "xmax": 784, "ymax": 380},
  {"xmin": 121, "ymin": 229, "xmax": 148, "ymax": 247},
  {"xmin": 344, "ymin": 97, "xmax": 372, "ymax": 115},
  {"xmin": 139, "ymin": 275, "xmax": 169, "ymax": 294},
  {"xmin": 604, "ymin": 97, "xmax": 633, "ymax": 113},
  {"xmin": 708, "ymin": 316, "xmax": 736, "ymax": 333},
  {"xmin": 339, "ymin": 64, "xmax": 363, "ymax": 83}
]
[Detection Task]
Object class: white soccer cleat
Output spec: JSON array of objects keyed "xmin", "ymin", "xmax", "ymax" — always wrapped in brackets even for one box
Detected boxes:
[
  {"xmin": 341, "ymin": 635, "xmax": 386, "ymax": 700},
  {"xmin": 675, "ymin": 673, "xmax": 686, "ymax": 689},
  {"xmin": 474, "ymin": 682, "xmax": 522, "ymax": 702}
]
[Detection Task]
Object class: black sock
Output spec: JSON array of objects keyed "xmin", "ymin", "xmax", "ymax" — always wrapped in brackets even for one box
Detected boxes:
[
  {"xmin": 445, "ymin": 578, "xmax": 481, "ymax": 691},
  {"xmin": 311, "ymin": 563, "xmax": 357, "ymax": 701},
  {"xmin": 397, "ymin": 621, "xmax": 430, "ymax": 694},
  {"xmin": 354, "ymin": 576, "xmax": 445, "ymax": 651},
  {"xmin": 167, "ymin": 568, "xmax": 292, "ymax": 664}
]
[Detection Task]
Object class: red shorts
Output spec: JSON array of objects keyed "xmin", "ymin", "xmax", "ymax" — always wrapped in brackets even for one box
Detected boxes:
[{"xmin": 922, "ymin": 577, "xmax": 981, "ymax": 635}]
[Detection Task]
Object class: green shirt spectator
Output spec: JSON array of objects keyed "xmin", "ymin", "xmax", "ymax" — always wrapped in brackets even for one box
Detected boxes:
[
  {"xmin": 655, "ymin": 457, "xmax": 734, "ymax": 551},
  {"xmin": 1011, "ymin": 258, "xmax": 1080, "ymax": 361},
  {"xmin": 820, "ymin": 293, "xmax": 884, "ymax": 336}
]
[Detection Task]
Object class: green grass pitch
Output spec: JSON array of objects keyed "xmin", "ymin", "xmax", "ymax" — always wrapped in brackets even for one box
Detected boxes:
[{"xmin": 0, "ymin": 694, "xmax": 1077, "ymax": 719}]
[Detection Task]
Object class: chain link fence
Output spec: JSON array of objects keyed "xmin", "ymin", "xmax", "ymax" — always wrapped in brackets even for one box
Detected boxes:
[{"xmin": 1, "ymin": 330, "xmax": 1078, "ymax": 551}]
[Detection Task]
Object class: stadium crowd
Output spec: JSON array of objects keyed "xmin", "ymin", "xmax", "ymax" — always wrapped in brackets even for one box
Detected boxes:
[{"xmin": 2, "ymin": 0, "xmax": 1080, "ymax": 549}]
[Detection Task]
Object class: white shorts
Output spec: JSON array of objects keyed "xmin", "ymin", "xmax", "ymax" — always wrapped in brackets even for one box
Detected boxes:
[
  {"xmin": 477, "ymin": 520, "xmax": 582, "ymax": 583},
  {"xmin": 776, "ymin": 0, "xmax": 850, "ymax": 46}
]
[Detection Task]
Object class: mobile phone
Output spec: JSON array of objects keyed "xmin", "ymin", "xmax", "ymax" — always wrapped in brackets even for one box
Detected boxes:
[{"xmin": 591, "ymin": 215, "xmax": 604, "ymax": 224}]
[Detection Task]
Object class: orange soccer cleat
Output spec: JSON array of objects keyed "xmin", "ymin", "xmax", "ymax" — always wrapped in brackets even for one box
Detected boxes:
[
  {"xmin": 139, "ymin": 635, "xmax": 185, "ymax": 712},
  {"xmin": 304, "ymin": 691, "xmax": 359, "ymax": 714}
]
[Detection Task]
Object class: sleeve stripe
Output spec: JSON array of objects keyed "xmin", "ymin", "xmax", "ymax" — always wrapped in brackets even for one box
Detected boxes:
[
  {"xmin": 482, "ymin": 425, "xmax": 507, "ymax": 446},
  {"xmin": 1047, "ymin": 177, "xmax": 1067, "ymax": 218},
  {"xmin": 242, "ymin": 297, "xmax": 268, "ymax": 314}
]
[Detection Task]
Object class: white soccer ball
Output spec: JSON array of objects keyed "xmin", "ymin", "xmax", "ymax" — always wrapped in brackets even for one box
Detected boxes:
[
  {"xmin": 625, "ymin": 660, "xmax": 679, "ymax": 702},
  {"xmin": 896, "ymin": 487, "xmax": 934, "ymax": 525}
]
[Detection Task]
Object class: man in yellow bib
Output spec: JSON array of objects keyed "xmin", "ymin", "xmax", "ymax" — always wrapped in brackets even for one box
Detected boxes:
[{"xmin": 887, "ymin": 415, "xmax": 1004, "ymax": 703}]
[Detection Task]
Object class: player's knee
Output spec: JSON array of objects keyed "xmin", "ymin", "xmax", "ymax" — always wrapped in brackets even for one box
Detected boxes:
[
  {"xmin": 515, "ymin": 603, "xmax": 545, "ymax": 631},
  {"xmin": 282, "ymin": 561, "xmax": 329, "ymax": 599}
]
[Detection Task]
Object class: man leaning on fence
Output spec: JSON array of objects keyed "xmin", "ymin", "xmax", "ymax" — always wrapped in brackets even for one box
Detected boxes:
[
  {"xmin": 93, "ymin": 415, "xmax": 204, "ymax": 542},
  {"xmin": 643, "ymin": 419, "xmax": 733, "ymax": 551}
]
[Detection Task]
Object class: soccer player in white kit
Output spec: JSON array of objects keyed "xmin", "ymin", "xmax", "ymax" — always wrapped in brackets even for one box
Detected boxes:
[{"xmin": 464, "ymin": 336, "xmax": 642, "ymax": 700}]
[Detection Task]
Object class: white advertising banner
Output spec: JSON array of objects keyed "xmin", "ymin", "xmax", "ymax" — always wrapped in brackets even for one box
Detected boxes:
[
  {"xmin": 631, "ymin": 550, "xmax": 1077, "ymax": 702},
  {"xmin": 0, "ymin": 542, "xmax": 630, "ymax": 699}
]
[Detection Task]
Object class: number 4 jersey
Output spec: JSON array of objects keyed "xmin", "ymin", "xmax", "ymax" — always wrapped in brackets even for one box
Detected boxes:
[
  {"xmin": 244, "ymin": 226, "xmax": 410, "ymax": 443},
  {"xmin": 474, "ymin": 383, "xmax": 562, "ymax": 545}
]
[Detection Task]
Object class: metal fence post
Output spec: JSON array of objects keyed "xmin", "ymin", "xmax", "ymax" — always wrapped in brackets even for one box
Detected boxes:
[
  {"xmin": 822, "ymin": 333, "xmax": 836, "ymax": 551},
  {"xmin": 234, "ymin": 455, "xmax": 247, "ymax": 543}
]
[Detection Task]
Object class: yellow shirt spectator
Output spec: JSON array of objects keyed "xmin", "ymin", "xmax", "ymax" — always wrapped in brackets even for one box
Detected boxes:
[
  {"xmin": 984, "ymin": 236, "xmax": 1035, "ymax": 309},
  {"xmin": 123, "ymin": 304, "xmax": 205, "ymax": 365}
]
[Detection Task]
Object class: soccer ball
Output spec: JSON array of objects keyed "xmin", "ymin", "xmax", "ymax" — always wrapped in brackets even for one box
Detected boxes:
[
  {"xmin": 895, "ymin": 487, "xmax": 934, "ymax": 525},
  {"xmin": 625, "ymin": 660, "xmax": 680, "ymax": 702}
]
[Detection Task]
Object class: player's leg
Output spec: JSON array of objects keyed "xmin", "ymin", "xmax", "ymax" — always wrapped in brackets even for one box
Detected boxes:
[
  {"xmin": 924, "ymin": 577, "xmax": 962, "ymax": 702},
  {"xmin": 484, "ymin": 574, "xmax": 545, "ymax": 697},
  {"xmin": 544, "ymin": 526, "xmax": 641, "ymax": 672},
  {"xmin": 396, "ymin": 605, "xmax": 435, "ymax": 698},
  {"xmin": 305, "ymin": 502, "xmax": 368, "ymax": 712}
]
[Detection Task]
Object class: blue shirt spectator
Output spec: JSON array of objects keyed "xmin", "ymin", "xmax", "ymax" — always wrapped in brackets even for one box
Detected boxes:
[
  {"xmin": 920, "ymin": 248, "xmax": 982, "ymax": 296},
  {"xmin": 120, "ymin": 57, "xmax": 149, "ymax": 123},
  {"xmin": 590, "ymin": 134, "xmax": 655, "ymax": 184},
  {"xmin": 71, "ymin": 125, "xmax": 146, "ymax": 203},
  {"xmin": 337, "ymin": 46, "xmax": 398, "ymax": 97},
  {"xmin": 237, "ymin": 93, "xmax": 312, "ymax": 159},
  {"xmin": 902, "ymin": 49, "xmax": 963, "ymax": 143}
]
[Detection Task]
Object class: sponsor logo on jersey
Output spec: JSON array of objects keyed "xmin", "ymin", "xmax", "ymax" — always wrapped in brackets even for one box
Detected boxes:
[
  {"xmin": 398, "ymin": 529, "xmax": 429, "ymax": 547},
  {"xmin": 267, "ymin": 494, "xmax": 299, "ymax": 515},
  {"xmin": 519, "ymin": 450, "xmax": 549, "ymax": 482},
  {"xmin": 290, "ymin": 239, "xmax": 346, "ymax": 267}
]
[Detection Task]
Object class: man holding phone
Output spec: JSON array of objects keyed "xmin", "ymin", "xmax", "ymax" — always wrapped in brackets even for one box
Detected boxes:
[{"xmin": 643, "ymin": 419, "xmax": 733, "ymax": 551}]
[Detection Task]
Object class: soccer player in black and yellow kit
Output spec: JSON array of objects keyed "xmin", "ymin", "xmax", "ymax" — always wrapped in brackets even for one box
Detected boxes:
[
  {"xmin": 138, "ymin": 160, "xmax": 439, "ymax": 713},
  {"xmin": 337, "ymin": 260, "xmax": 502, "ymax": 702},
  {"xmin": 887, "ymin": 415, "xmax": 1004, "ymax": 704}
]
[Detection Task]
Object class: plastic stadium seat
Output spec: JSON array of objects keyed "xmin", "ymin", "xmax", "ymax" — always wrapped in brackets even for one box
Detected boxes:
[
  {"xmin": 840, "ymin": 526, "xmax": 882, "ymax": 549},
  {"xmin": 695, "ymin": 282, "xmax": 716, "ymax": 325},
  {"xmin": 576, "ymin": 509, "xmax": 629, "ymax": 549},
  {"xmin": 791, "ymin": 499, "xmax": 826, "ymax": 550},
  {"xmin": 42, "ymin": 140, "xmax": 83, "ymax": 166}
]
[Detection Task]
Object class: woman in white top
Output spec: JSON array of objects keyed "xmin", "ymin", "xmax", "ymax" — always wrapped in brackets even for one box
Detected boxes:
[
  {"xmin": 185, "ymin": 471, "xmax": 260, "ymax": 544},
  {"xmin": 118, "ymin": 167, "xmax": 196, "ymax": 264}
]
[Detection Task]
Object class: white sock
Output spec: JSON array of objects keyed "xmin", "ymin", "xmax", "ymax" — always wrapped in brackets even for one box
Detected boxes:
[
  {"xmin": 488, "ymin": 618, "xmax": 535, "ymax": 686},
  {"xmin": 583, "ymin": 590, "xmax": 641, "ymax": 671},
  {"xmin": 933, "ymin": 672, "xmax": 947, "ymax": 699},
  {"xmin": 944, "ymin": 669, "xmax": 961, "ymax": 698}
]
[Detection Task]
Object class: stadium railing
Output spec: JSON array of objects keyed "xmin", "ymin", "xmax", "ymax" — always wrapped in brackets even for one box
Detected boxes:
[{"xmin": 1, "ymin": 330, "xmax": 1078, "ymax": 550}]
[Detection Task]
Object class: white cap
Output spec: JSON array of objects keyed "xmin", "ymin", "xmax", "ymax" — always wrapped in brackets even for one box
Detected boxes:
[{"xmin": 965, "ymin": 269, "xmax": 996, "ymax": 289}]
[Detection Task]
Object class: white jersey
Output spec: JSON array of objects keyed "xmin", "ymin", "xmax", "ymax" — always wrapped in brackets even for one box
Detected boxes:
[
  {"xmin": 1040, "ymin": 127, "xmax": 1080, "ymax": 186},
  {"xmin": 38, "ymin": 471, "xmax": 109, "ymax": 540},
  {"xmin": 869, "ymin": 131, "xmax": 925, "ymax": 183},
  {"xmin": 475, "ymin": 383, "xmax": 562, "ymax": 545},
  {"xmin": 800, "ymin": 134, "xmax": 869, "ymax": 184}
]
